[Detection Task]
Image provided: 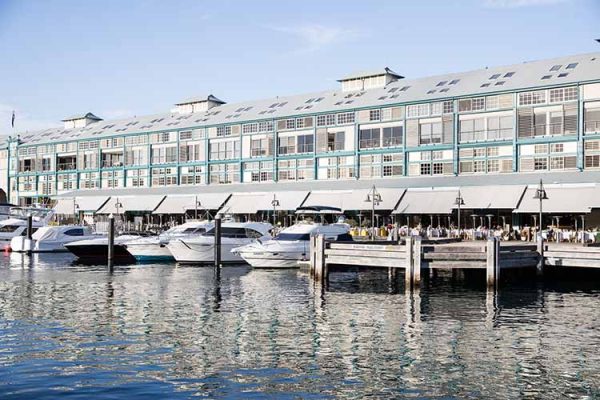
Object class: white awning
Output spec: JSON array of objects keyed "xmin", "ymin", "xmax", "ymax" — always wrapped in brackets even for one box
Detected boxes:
[
  {"xmin": 153, "ymin": 193, "xmax": 230, "ymax": 214},
  {"xmin": 514, "ymin": 185, "xmax": 600, "ymax": 214},
  {"xmin": 393, "ymin": 189, "xmax": 457, "ymax": 215},
  {"xmin": 53, "ymin": 196, "xmax": 110, "ymax": 214},
  {"xmin": 301, "ymin": 190, "xmax": 349, "ymax": 210},
  {"xmin": 218, "ymin": 191, "xmax": 309, "ymax": 214},
  {"xmin": 455, "ymin": 185, "xmax": 527, "ymax": 210},
  {"xmin": 341, "ymin": 188, "xmax": 405, "ymax": 211},
  {"xmin": 96, "ymin": 195, "xmax": 165, "ymax": 214}
]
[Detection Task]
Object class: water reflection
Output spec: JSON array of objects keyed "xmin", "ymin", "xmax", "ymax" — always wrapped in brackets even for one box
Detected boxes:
[{"xmin": 0, "ymin": 253, "xmax": 598, "ymax": 398}]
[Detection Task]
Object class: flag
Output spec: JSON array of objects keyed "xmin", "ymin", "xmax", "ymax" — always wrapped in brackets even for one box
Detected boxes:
[{"xmin": 11, "ymin": 110, "xmax": 15, "ymax": 128}]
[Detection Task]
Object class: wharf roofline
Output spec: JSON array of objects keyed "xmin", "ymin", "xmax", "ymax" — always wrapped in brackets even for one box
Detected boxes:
[{"xmin": 5, "ymin": 51, "xmax": 600, "ymax": 146}]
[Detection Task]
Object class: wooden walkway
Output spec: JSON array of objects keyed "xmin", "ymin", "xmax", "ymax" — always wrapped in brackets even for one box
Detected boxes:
[{"xmin": 309, "ymin": 236, "xmax": 600, "ymax": 287}]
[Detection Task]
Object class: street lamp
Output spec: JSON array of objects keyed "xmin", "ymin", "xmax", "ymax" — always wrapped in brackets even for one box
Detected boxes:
[
  {"xmin": 533, "ymin": 179, "xmax": 548, "ymax": 242},
  {"xmin": 194, "ymin": 196, "xmax": 202, "ymax": 220},
  {"xmin": 271, "ymin": 194, "xmax": 280, "ymax": 228},
  {"xmin": 364, "ymin": 185, "xmax": 382, "ymax": 241},
  {"xmin": 73, "ymin": 200, "xmax": 80, "ymax": 224},
  {"xmin": 454, "ymin": 190, "xmax": 465, "ymax": 233},
  {"xmin": 115, "ymin": 198, "xmax": 123, "ymax": 228}
]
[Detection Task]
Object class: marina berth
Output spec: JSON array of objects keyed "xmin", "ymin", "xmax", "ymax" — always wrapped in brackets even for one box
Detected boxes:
[
  {"xmin": 0, "ymin": 208, "xmax": 55, "ymax": 248},
  {"xmin": 124, "ymin": 220, "xmax": 213, "ymax": 261},
  {"xmin": 232, "ymin": 221, "xmax": 352, "ymax": 268},
  {"xmin": 65, "ymin": 232, "xmax": 153, "ymax": 263},
  {"xmin": 167, "ymin": 222, "xmax": 272, "ymax": 264},
  {"xmin": 10, "ymin": 225, "xmax": 98, "ymax": 253}
]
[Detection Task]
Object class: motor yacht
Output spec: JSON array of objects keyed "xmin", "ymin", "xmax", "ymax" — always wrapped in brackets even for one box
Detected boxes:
[
  {"xmin": 124, "ymin": 220, "xmax": 213, "ymax": 261},
  {"xmin": 65, "ymin": 232, "xmax": 154, "ymax": 263},
  {"xmin": 0, "ymin": 207, "xmax": 55, "ymax": 249},
  {"xmin": 10, "ymin": 225, "xmax": 99, "ymax": 253},
  {"xmin": 232, "ymin": 222, "xmax": 351, "ymax": 268},
  {"xmin": 167, "ymin": 222, "xmax": 272, "ymax": 264}
]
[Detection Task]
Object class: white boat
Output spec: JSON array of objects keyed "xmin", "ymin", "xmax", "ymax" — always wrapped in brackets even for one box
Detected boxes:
[
  {"xmin": 167, "ymin": 222, "xmax": 273, "ymax": 264},
  {"xmin": 124, "ymin": 220, "xmax": 213, "ymax": 262},
  {"xmin": 10, "ymin": 225, "xmax": 98, "ymax": 253},
  {"xmin": 65, "ymin": 232, "xmax": 152, "ymax": 263},
  {"xmin": 0, "ymin": 207, "xmax": 55, "ymax": 249},
  {"xmin": 232, "ymin": 222, "xmax": 352, "ymax": 268}
]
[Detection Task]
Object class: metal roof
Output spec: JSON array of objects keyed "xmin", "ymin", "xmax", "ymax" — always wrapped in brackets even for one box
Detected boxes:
[{"xmin": 8, "ymin": 52, "xmax": 600, "ymax": 146}]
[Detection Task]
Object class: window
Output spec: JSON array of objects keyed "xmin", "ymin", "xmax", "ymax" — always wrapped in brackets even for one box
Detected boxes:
[
  {"xmin": 431, "ymin": 102, "xmax": 443, "ymax": 116},
  {"xmin": 585, "ymin": 155, "xmax": 600, "ymax": 168},
  {"xmin": 519, "ymin": 90, "xmax": 546, "ymax": 106},
  {"xmin": 489, "ymin": 74, "xmax": 501, "ymax": 80},
  {"xmin": 369, "ymin": 109, "xmax": 381, "ymax": 121},
  {"xmin": 285, "ymin": 119, "xmax": 296, "ymax": 130},
  {"xmin": 542, "ymin": 75, "xmax": 552, "ymax": 80},
  {"xmin": 278, "ymin": 136, "xmax": 296, "ymax": 155},
  {"xmin": 449, "ymin": 79, "xmax": 460, "ymax": 85},
  {"xmin": 420, "ymin": 163, "xmax": 431, "ymax": 175},
  {"xmin": 550, "ymin": 65, "xmax": 562, "ymax": 72},
  {"xmin": 419, "ymin": 122, "xmax": 442, "ymax": 145},
  {"xmin": 216, "ymin": 126, "xmax": 232, "ymax": 137},
  {"xmin": 209, "ymin": 140, "xmax": 239, "ymax": 160},
  {"xmin": 407, "ymin": 103, "xmax": 429, "ymax": 118},
  {"xmin": 359, "ymin": 128, "xmax": 381, "ymax": 149},
  {"xmin": 297, "ymin": 134, "xmax": 314, "ymax": 153},
  {"xmin": 337, "ymin": 112, "xmax": 355, "ymax": 125},
  {"xmin": 550, "ymin": 143, "xmax": 564, "ymax": 153},
  {"xmin": 566, "ymin": 63, "xmax": 578, "ymax": 69},
  {"xmin": 327, "ymin": 131, "xmax": 345, "ymax": 151},
  {"xmin": 443, "ymin": 100, "xmax": 454, "ymax": 114},
  {"xmin": 534, "ymin": 157, "xmax": 548, "ymax": 170},
  {"xmin": 242, "ymin": 123, "xmax": 258, "ymax": 134},
  {"xmin": 250, "ymin": 138, "xmax": 271, "ymax": 157},
  {"xmin": 382, "ymin": 126, "xmax": 403, "ymax": 147},
  {"xmin": 504, "ymin": 72, "xmax": 515, "ymax": 78}
]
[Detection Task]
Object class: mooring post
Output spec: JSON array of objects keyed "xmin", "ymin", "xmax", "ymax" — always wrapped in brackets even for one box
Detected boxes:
[
  {"xmin": 314, "ymin": 234, "xmax": 326, "ymax": 283},
  {"xmin": 309, "ymin": 235, "xmax": 316, "ymax": 276},
  {"xmin": 412, "ymin": 236, "xmax": 422, "ymax": 287},
  {"xmin": 536, "ymin": 233, "xmax": 544, "ymax": 276},
  {"xmin": 25, "ymin": 213, "xmax": 33, "ymax": 255},
  {"xmin": 214, "ymin": 215, "xmax": 222, "ymax": 268},
  {"xmin": 405, "ymin": 236, "xmax": 414, "ymax": 286},
  {"xmin": 108, "ymin": 214, "xmax": 115, "ymax": 267},
  {"xmin": 486, "ymin": 237, "xmax": 499, "ymax": 287}
]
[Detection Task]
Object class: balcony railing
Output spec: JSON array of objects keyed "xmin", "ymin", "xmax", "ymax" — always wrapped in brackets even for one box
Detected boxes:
[
  {"xmin": 359, "ymin": 139, "xmax": 381, "ymax": 149},
  {"xmin": 57, "ymin": 162, "xmax": 77, "ymax": 171},
  {"xmin": 382, "ymin": 137, "xmax": 402, "ymax": 147},
  {"xmin": 101, "ymin": 160, "xmax": 123, "ymax": 168},
  {"xmin": 459, "ymin": 128, "xmax": 513, "ymax": 143}
]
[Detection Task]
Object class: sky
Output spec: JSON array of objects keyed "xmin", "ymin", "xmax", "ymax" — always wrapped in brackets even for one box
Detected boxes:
[{"xmin": 0, "ymin": 0, "xmax": 598, "ymax": 135}]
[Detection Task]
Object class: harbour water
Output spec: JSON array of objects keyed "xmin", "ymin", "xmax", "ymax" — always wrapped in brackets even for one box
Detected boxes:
[{"xmin": 0, "ymin": 253, "xmax": 598, "ymax": 399}]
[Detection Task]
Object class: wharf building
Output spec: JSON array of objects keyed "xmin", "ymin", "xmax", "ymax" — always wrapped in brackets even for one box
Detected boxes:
[{"xmin": 2, "ymin": 52, "xmax": 600, "ymax": 229}]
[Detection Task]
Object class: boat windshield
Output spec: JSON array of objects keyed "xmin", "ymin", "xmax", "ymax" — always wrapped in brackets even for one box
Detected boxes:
[
  {"xmin": 273, "ymin": 233, "xmax": 311, "ymax": 241},
  {"xmin": 0, "ymin": 225, "xmax": 21, "ymax": 233}
]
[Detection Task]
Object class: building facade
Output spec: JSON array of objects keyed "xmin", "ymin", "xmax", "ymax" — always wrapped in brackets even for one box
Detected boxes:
[{"xmin": 2, "ymin": 52, "xmax": 600, "ymax": 207}]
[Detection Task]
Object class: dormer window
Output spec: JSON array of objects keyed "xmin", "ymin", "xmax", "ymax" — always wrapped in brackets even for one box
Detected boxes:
[{"xmin": 338, "ymin": 67, "xmax": 403, "ymax": 92}]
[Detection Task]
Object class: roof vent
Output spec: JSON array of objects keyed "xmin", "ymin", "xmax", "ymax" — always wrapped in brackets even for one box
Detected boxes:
[
  {"xmin": 338, "ymin": 67, "xmax": 403, "ymax": 92},
  {"xmin": 173, "ymin": 94, "xmax": 226, "ymax": 114},
  {"xmin": 61, "ymin": 112, "xmax": 102, "ymax": 129}
]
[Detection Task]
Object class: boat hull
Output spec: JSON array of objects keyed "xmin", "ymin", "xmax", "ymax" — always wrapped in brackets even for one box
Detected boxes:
[
  {"xmin": 125, "ymin": 242, "xmax": 174, "ymax": 262},
  {"xmin": 65, "ymin": 243, "xmax": 135, "ymax": 263},
  {"xmin": 237, "ymin": 250, "xmax": 307, "ymax": 268},
  {"xmin": 167, "ymin": 240, "xmax": 245, "ymax": 264}
]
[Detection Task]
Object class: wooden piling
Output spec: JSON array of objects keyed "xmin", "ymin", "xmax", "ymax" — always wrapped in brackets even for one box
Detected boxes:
[
  {"xmin": 536, "ymin": 235, "xmax": 544, "ymax": 276},
  {"xmin": 108, "ymin": 214, "xmax": 115, "ymax": 266},
  {"xmin": 214, "ymin": 216, "xmax": 222, "ymax": 268},
  {"xmin": 314, "ymin": 234, "xmax": 326, "ymax": 283},
  {"xmin": 405, "ymin": 236, "xmax": 413, "ymax": 286},
  {"xmin": 412, "ymin": 236, "xmax": 422, "ymax": 286},
  {"xmin": 309, "ymin": 235, "xmax": 316, "ymax": 276},
  {"xmin": 486, "ymin": 237, "xmax": 499, "ymax": 287},
  {"xmin": 25, "ymin": 214, "xmax": 33, "ymax": 255}
]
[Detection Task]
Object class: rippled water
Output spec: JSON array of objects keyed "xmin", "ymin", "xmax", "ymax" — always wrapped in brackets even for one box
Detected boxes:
[{"xmin": 0, "ymin": 252, "xmax": 599, "ymax": 399}]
